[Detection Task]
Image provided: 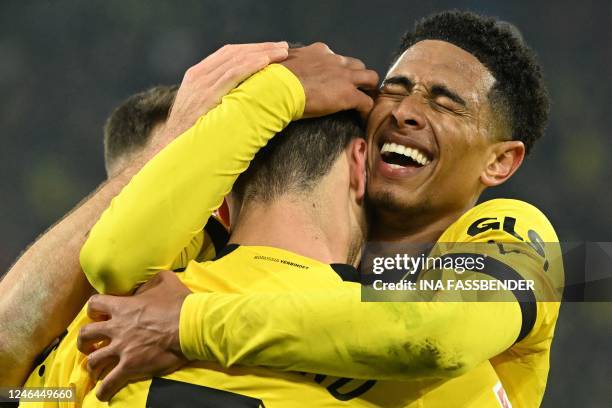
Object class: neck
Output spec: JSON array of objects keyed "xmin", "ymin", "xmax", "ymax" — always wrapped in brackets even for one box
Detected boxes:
[
  {"xmin": 229, "ymin": 194, "xmax": 354, "ymax": 264},
  {"xmin": 369, "ymin": 201, "xmax": 476, "ymax": 244}
]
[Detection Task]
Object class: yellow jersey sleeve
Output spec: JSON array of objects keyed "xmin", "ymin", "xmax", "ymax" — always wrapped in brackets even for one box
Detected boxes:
[
  {"xmin": 80, "ymin": 64, "xmax": 305, "ymax": 294},
  {"xmin": 178, "ymin": 199, "xmax": 562, "ymax": 381},
  {"xmin": 168, "ymin": 215, "xmax": 230, "ymax": 271},
  {"xmin": 179, "ymin": 286, "xmax": 521, "ymax": 380},
  {"xmin": 436, "ymin": 198, "xmax": 564, "ymax": 346}
]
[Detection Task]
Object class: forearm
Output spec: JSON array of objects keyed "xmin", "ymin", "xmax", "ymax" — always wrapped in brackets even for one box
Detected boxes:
[
  {"xmin": 0, "ymin": 165, "xmax": 139, "ymax": 386},
  {"xmin": 80, "ymin": 65, "xmax": 304, "ymax": 295},
  {"xmin": 179, "ymin": 286, "xmax": 521, "ymax": 380}
]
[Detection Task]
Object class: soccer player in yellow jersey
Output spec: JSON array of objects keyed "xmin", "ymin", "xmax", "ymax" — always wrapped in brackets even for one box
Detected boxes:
[
  {"xmin": 26, "ymin": 48, "xmax": 510, "ymax": 407},
  {"xmin": 0, "ymin": 42, "xmax": 281, "ymax": 386},
  {"xmin": 17, "ymin": 11, "xmax": 561, "ymax": 408},
  {"xmin": 172, "ymin": 14, "xmax": 561, "ymax": 406},
  {"xmin": 22, "ymin": 42, "xmax": 389, "ymax": 407},
  {"xmin": 72, "ymin": 11, "xmax": 563, "ymax": 408},
  {"xmin": 170, "ymin": 13, "xmax": 560, "ymax": 407}
]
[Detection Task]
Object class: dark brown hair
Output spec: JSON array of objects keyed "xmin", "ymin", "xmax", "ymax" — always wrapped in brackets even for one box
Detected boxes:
[
  {"xmin": 233, "ymin": 110, "xmax": 364, "ymax": 202},
  {"xmin": 103, "ymin": 85, "xmax": 178, "ymax": 173}
]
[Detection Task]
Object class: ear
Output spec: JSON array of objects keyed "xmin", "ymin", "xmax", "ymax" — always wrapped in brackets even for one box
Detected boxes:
[
  {"xmin": 225, "ymin": 192, "xmax": 241, "ymax": 229},
  {"xmin": 348, "ymin": 138, "xmax": 367, "ymax": 201},
  {"xmin": 480, "ymin": 140, "xmax": 525, "ymax": 187}
]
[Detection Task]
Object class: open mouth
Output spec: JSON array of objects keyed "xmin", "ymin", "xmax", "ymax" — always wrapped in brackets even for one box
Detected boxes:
[{"xmin": 380, "ymin": 142, "xmax": 431, "ymax": 169}]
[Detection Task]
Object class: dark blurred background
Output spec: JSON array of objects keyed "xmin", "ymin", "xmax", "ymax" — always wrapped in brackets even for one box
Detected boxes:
[{"xmin": 0, "ymin": 0, "xmax": 610, "ymax": 406}]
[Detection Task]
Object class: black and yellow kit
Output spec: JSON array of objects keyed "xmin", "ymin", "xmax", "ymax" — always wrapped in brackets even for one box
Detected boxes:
[
  {"xmin": 25, "ymin": 241, "xmax": 512, "ymax": 407},
  {"xmin": 23, "ymin": 63, "xmax": 562, "ymax": 407},
  {"xmin": 177, "ymin": 199, "xmax": 563, "ymax": 408}
]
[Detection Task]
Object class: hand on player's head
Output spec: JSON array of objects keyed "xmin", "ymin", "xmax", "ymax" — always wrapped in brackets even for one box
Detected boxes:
[
  {"xmin": 161, "ymin": 41, "xmax": 290, "ymax": 144},
  {"xmin": 280, "ymin": 42, "xmax": 379, "ymax": 119}
]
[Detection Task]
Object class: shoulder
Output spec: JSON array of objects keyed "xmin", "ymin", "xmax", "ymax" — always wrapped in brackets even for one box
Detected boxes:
[
  {"xmin": 441, "ymin": 199, "xmax": 559, "ymax": 243},
  {"xmin": 438, "ymin": 199, "xmax": 564, "ymax": 345},
  {"xmin": 438, "ymin": 198, "xmax": 564, "ymax": 304}
]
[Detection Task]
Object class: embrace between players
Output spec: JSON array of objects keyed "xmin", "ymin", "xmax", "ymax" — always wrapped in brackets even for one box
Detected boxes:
[{"xmin": 1, "ymin": 10, "xmax": 564, "ymax": 408}]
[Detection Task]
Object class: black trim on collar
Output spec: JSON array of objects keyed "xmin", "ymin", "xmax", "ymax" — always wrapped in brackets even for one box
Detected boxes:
[
  {"xmin": 436, "ymin": 253, "xmax": 537, "ymax": 344},
  {"xmin": 330, "ymin": 263, "xmax": 360, "ymax": 282},
  {"xmin": 204, "ymin": 216, "xmax": 230, "ymax": 255},
  {"xmin": 213, "ymin": 243, "xmax": 240, "ymax": 260},
  {"xmin": 172, "ymin": 217, "xmax": 230, "ymax": 273},
  {"xmin": 213, "ymin": 244, "xmax": 360, "ymax": 283},
  {"xmin": 196, "ymin": 242, "xmax": 361, "ymax": 284}
]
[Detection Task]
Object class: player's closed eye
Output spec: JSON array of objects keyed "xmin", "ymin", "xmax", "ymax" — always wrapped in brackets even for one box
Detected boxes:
[
  {"xmin": 429, "ymin": 97, "xmax": 462, "ymax": 114},
  {"xmin": 379, "ymin": 84, "xmax": 408, "ymax": 97}
]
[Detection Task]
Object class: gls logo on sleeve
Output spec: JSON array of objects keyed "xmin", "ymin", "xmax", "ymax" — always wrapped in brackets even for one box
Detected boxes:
[{"xmin": 467, "ymin": 216, "xmax": 549, "ymax": 272}]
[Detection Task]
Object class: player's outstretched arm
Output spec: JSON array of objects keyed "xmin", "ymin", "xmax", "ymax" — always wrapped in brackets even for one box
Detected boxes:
[
  {"xmin": 179, "ymin": 285, "xmax": 523, "ymax": 380},
  {"xmin": 178, "ymin": 211, "xmax": 557, "ymax": 381},
  {"xmin": 0, "ymin": 42, "xmax": 290, "ymax": 387},
  {"xmin": 74, "ymin": 271, "xmax": 521, "ymax": 402},
  {"xmin": 178, "ymin": 205, "xmax": 560, "ymax": 381},
  {"xmin": 70, "ymin": 274, "xmax": 520, "ymax": 402}
]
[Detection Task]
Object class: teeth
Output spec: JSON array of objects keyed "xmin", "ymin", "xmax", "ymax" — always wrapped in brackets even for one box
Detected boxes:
[{"xmin": 381, "ymin": 142, "xmax": 431, "ymax": 166}]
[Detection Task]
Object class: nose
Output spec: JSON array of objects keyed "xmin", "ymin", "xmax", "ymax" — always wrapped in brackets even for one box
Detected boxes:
[{"xmin": 391, "ymin": 95, "xmax": 427, "ymax": 130}]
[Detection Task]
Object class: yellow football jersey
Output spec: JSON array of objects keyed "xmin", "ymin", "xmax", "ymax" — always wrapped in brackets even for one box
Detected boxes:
[
  {"xmin": 79, "ymin": 63, "xmax": 305, "ymax": 296},
  {"xmin": 20, "ymin": 216, "xmax": 229, "ymax": 407},
  {"xmin": 59, "ymin": 56, "xmax": 557, "ymax": 406},
  {"xmin": 176, "ymin": 199, "xmax": 562, "ymax": 408},
  {"xmin": 23, "ymin": 244, "xmax": 509, "ymax": 408},
  {"xmin": 435, "ymin": 198, "xmax": 563, "ymax": 407}
]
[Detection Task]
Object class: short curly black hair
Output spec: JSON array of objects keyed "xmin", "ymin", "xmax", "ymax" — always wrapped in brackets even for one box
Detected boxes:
[{"xmin": 393, "ymin": 10, "xmax": 549, "ymax": 154}]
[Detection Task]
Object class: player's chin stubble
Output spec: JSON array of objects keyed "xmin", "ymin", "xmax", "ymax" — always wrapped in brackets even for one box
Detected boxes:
[{"xmin": 365, "ymin": 188, "xmax": 433, "ymax": 229}]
